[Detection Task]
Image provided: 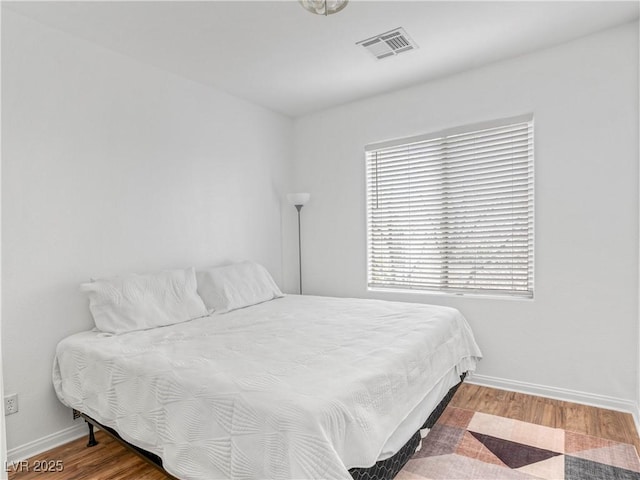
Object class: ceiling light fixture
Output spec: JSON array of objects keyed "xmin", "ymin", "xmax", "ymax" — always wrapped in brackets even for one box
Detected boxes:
[{"xmin": 299, "ymin": 0, "xmax": 348, "ymax": 16}]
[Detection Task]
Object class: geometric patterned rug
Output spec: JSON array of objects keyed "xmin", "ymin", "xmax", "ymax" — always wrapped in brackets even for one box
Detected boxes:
[{"xmin": 397, "ymin": 407, "xmax": 640, "ymax": 479}]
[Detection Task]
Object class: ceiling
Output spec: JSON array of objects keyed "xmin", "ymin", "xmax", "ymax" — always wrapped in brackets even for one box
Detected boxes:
[{"xmin": 4, "ymin": 1, "xmax": 639, "ymax": 117}]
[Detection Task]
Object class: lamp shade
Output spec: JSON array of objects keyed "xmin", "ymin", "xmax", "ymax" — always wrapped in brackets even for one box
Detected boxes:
[{"xmin": 287, "ymin": 193, "xmax": 310, "ymax": 206}]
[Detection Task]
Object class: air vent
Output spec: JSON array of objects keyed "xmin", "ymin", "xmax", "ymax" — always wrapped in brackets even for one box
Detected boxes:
[{"xmin": 357, "ymin": 27, "xmax": 418, "ymax": 60}]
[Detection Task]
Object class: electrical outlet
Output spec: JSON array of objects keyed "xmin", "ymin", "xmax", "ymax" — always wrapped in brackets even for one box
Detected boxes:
[{"xmin": 5, "ymin": 394, "xmax": 18, "ymax": 416}]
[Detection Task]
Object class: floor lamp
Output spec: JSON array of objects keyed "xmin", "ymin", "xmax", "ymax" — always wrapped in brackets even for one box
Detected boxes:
[{"xmin": 287, "ymin": 193, "xmax": 310, "ymax": 294}]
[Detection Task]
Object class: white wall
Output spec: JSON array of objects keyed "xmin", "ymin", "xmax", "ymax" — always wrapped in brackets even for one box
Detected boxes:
[
  {"xmin": 1, "ymin": 10, "xmax": 293, "ymax": 452},
  {"xmin": 291, "ymin": 22, "xmax": 639, "ymax": 406},
  {"xmin": 0, "ymin": 7, "xmax": 6, "ymax": 476}
]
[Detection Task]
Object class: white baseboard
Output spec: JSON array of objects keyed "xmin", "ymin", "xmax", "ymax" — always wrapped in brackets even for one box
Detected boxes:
[
  {"xmin": 468, "ymin": 373, "xmax": 640, "ymax": 432},
  {"xmin": 7, "ymin": 422, "xmax": 86, "ymax": 463}
]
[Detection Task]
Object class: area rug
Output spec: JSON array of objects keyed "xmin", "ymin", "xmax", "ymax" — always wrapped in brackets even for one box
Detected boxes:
[{"xmin": 397, "ymin": 407, "xmax": 640, "ymax": 479}]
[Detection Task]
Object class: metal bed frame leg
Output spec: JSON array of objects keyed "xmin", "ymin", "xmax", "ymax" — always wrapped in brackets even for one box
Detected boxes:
[{"xmin": 87, "ymin": 421, "xmax": 98, "ymax": 447}]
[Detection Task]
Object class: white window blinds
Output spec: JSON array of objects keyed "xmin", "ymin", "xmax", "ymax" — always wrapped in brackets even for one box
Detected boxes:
[{"xmin": 366, "ymin": 115, "xmax": 534, "ymax": 298}]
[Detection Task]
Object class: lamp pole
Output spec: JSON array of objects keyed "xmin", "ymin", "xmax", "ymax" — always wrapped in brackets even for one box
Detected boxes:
[
  {"xmin": 286, "ymin": 193, "xmax": 310, "ymax": 295},
  {"xmin": 295, "ymin": 204, "xmax": 303, "ymax": 295}
]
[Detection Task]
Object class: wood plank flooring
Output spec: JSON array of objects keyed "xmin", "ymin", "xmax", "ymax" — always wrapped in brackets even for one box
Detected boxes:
[{"xmin": 8, "ymin": 384, "xmax": 640, "ymax": 479}]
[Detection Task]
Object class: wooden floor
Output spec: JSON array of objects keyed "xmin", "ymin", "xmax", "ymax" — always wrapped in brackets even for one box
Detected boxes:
[{"xmin": 8, "ymin": 384, "xmax": 640, "ymax": 479}]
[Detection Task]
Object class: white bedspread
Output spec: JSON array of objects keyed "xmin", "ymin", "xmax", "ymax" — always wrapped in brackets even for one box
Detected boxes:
[{"xmin": 53, "ymin": 295, "xmax": 482, "ymax": 479}]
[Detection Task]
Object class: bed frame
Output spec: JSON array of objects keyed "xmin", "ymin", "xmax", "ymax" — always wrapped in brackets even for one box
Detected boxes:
[{"xmin": 76, "ymin": 373, "xmax": 466, "ymax": 480}]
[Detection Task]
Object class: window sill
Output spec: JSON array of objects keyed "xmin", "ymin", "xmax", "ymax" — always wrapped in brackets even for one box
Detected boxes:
[{"xmin": 367, "ymin": 286, "xmax": 534, "ymax": 302}]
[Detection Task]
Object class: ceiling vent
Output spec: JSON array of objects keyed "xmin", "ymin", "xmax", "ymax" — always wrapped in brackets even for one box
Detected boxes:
[{"xmin": 357, "ymin": 27, "xmax": 418, "ymax": 60}]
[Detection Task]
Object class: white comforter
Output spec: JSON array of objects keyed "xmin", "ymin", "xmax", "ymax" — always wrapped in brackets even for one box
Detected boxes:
[{"xmin": 53, "ymin": 295, "xmax": 482, "ymax": 479}]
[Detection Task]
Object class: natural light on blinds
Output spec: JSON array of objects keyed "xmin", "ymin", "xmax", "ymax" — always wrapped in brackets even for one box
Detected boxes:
[{"xmin": 366, "ymin": 114, "xmax": 534, "ymax": 298}]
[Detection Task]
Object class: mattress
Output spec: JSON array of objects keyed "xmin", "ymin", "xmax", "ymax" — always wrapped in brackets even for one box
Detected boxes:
[{"xmin": 53, "ymin": 295, "xmax": 482, "ymax": 479}]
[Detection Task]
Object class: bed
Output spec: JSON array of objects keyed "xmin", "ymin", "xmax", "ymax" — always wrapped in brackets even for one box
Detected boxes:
[{"xmin": 53, "ymin": 262, "xmax": 482, "ymax": 480}]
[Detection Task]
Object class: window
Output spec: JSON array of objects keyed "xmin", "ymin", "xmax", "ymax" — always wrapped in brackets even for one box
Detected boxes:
[{"xmin": 366, "ymin": 114, "xmax": 534, "ymax": 298}]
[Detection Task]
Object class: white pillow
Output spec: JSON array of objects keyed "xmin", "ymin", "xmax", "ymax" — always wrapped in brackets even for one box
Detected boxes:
[
  {"xmin": 81, "ymin": 267, "xmax": 208, "ymax": 334},
  {"xmin": 196, "ymin": 261, "xmax": 283, "ymax": 314}
]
